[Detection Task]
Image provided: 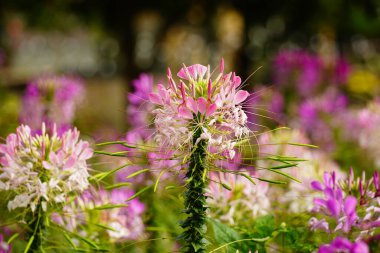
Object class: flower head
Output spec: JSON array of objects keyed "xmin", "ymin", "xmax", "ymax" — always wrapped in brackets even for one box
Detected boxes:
[
  {"xmin": 318, "ymin": 236, "xmax": 368, "ymax": 253},
  {"xmin": 149, "ymin": 61, "xmax": 251, "ymax": 159},
  {"xmin": 20, "ymin": 76, "xmax": 85, "ymax": 134},
  {"xmin": 0, "ymin": 124, "xmax": 92, "ymax": 212},
  {"xmin": 207, "ymin": 172, "xmax": 270, "ymax": 226},
  {"xmin": 53, "ymin": 186, "xmax": 145, "ymax": 242}
]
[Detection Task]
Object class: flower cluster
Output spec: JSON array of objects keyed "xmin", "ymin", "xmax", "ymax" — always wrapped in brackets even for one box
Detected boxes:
[
  {"xmin": 0, "ymin": 124, "xmax": 92, "ymax": 212},
  {"xmin": 149, "ymin": 61, "xmax": 251, "ymax": 159},
  {"xmin": 127, "ymin": 73, "xmax": 155, "ymax": 139},
  {"xmin": 20, "ymin": 76, "xmax": 85, "ymax": 134},
  {"xmin": 273, "ymin": 49, "xmax": 350, "ymax": 96},
  {"xmin": 298, "ymin": 88, "xmax": 348, "ymax": 150},
  {"xmin": 53, "ymin": 186, "xmax": 145, "ymax": 242},
  {"xmin": 207, "ymin": 172, "xmax": 270, "ymax": 225},
  {"xmin": 318, "ymin": 236, "xmax": 368, "ymax": 253},
  {"xmin": 257, "ymin": 129, "xmax": 341, "ymax": 213},
  {"xmin": 310, "ymin": 170, "xmax": 380, "ymax": 250},
  {"xmin": 344, "ymin": 102, "xmax": 380, "ymax": 166}
]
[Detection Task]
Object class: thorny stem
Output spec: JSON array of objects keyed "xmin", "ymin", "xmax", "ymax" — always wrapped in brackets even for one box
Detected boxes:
[
  {"xmin": 181, "ymin": 125, "xmax": 208, "ymax": 253},
  {"xmin": 27, "ymin": 203, "xmax": 45, "ymax": 252}
]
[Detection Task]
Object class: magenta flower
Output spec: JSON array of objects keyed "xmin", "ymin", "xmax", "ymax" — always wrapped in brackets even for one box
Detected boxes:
[
  {"xmin": 53, "ymin": 186, "xmax": 145, "ymax": 242},
  {"xmin": 20, "ymin": 76, "xmax": 85, "ymax": 134},
  {"xmin": 0, "ymin": 234, "xmax": 11, "ymax": 253},
  {"xmin": 318, "ymin": 237, "xmax": 368, "ymax": 253},
  {"xmin": 149, "ymin": 60, "xmax": 251, "ymax": 159},
  {"xmin": 127, "ymin": 74, "xmax": 155, "ymax": 136},
  {"xmin": 0, "ymin": 124, "xmax": 92, "ymax": 212},
  {"xmin": 273, "ymin": 49, "xmax": 322, "ymax": 96},
  {"xmin": 311, "ymin": 172, "xmax": 358, "ymax": 233}
]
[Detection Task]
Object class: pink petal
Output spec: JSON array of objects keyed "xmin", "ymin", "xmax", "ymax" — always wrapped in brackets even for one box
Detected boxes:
[
  {"xmin": 149, "ymin": 93, "xmax": 162, "ymax": 104},
  {"xmin": 187, "ymin": 97, "xmax": 198, "ymax": 113},
  {"xmin": 233, "ymin": 76, "xmax": 242, "ymax": 88},
  {"xmin": 311, "ymin": 181, "xmax": 324, "ymax": 191},
  {"xmin": 178, "ymin": 106, "xmax": 193, "ymax": 119},
  {"xmin": 64, "ymin": 156, "xmax": 77, "ymax": 169},
  {"xmin": 158, "ymin": 84, "xmax": 171, "ymax": 104},
  {"xmin": 344, "ymin": 196, "xmax": 357, "ymax": 215},
  {"xmin": 177, "ymin": 64, "xmax": 207, "ymax": 80},
  {"xmin": 206, "ymin": 103, "xmax": 217, "ymax": 116},
  {"xmin": 234, "ymin": 90, "xmax": 250, "ymax": 104},
  {"xmin": 197, "ymin": 97, "xmax": 208, "ymax": 114},
  {"xmin": 326, "ymin": 198, "xmax": 341, "ymax": 217}
]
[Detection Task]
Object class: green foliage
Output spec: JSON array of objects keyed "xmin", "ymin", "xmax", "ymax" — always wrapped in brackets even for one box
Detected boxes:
[{"xmin": 210, "ymin": 216, "xmax": 274, "ymax": 253}]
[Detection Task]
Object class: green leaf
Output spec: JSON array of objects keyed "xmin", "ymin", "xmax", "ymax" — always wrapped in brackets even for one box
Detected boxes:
[
  {"xmin": 94, "ymin": 150, "xmax": 127, "ymax": 157},
  {"xmin": 210, "ymin": 219, "xmax": 263, "ymax": 252},
  {"xmin": 92, "ymin": 163, "xmax": 129, "ymax": 181},
  {"xmin": 126, "ymin": 185, "xmax": 152, "ymax": 202},
  {"xmin": 238, "ymin": 172, "xmax": 256, "ymax": 185},
  {"xmin": 104, "ymin": 182, "xmax": 131, "ymax": 190},
  {"xmin": 77, "ymin": 236, "xmax": 99, "ymax": 249},
  {"xmin": 7, "ymin": 233, "xmax": 19, "ymax": 244},
  {"xmin": 93, "ymin": 204, "xmax": 129, "ymax": 210},
  {"xmin": 256, "ymin": 177, "xmax": 287, "ymax": 184},
  {"xmin": 63, "ymin": 232, "xmax": 77, "ymax": 250},
  {"xmin": 287, "ymin": 142, "xmax": 318, "ymax": 148},
  {"xmin": 154, "ymin": 169, "xmax": 167, "ymax": 192},
  {"xmin": 269, "ymin": 163, "xmax": 298, "ymax": 170},
  {"xmin": 267, "ymin": 169, "xmax": 301, "ymax": 183},
  {"xmin": 221, "ymin": 182, "xmax": 232, "ymax": 191},
  {"xmin": 24, "ymin": 235, "xmax": 34, "ymax": 253},
  {"xmin": 210, "ymin": 219, "xmax": 241, "ymax": 251},
  {"xmin": 126, "ymin": 168, "xmax": 150, "ymax": 179}
]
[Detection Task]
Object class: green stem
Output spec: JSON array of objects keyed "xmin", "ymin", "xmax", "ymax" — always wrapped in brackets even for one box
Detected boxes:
[
  {"xmin": 181, "ymin": 126, "xmax": 208, "ymax": 253},
  {"xmin": 27, "ymin": 203, "xmax": 45, "ymax": 252}
]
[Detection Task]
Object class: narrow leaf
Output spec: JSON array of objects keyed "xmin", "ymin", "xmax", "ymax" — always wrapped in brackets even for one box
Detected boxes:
[
  {"xmin": 126, "ymin": 185, "xmax": 152, "ymax": 202},
  {"xmin": 221, "ymin": 183, "xmax": 232, "ymax": 191},
  {"xmin": 94, "ymin": 204, "xmax": 129, "ymax": 210},
  {"xmin": 104, "ymin": 182, "xmax": 131, "ymax": 190},
  {"xmin": 7, "ymin": 233, "xmax": 19, "ymax": 244},
  {"xmin": 256, "ymin": 177, "xmax": 287, "ymax": 184},
  {"xmin": 24, "ymin": 235, "xmax": 34, "ymax": 253},
  {"xmin": 63, "ymin": 232, "xmax": 77, "ymax": 249},
  {"xmin": 154, "ymin": 169, "xmax": 167, "ymax": 192},
  {"xmin": 269, "ymin": 163, "xmax": 298, "ymax": 170},
  {"xmin": 288, "ymin": 142, "xmax": 318, "ymax": 148},
  {"xmin": 238, "ymin": 172, "xmax": 256, "ymax": 185},
  {"xmin": 267, "ymin": 169, "xmax": 301, "ymax": 183},
  {"xmin": 126, "ymin": 168, "xmax": 150, "ymax": 179}
]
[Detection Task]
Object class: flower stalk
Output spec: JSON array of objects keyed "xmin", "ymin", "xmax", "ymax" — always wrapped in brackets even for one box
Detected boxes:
[
  {"xmin": 26, "ymin": 203, "xmax": 45, "ymax": 252},
  {"xmin": 181, "ymin": 125, "xmax": 208, "ymax": 253}
]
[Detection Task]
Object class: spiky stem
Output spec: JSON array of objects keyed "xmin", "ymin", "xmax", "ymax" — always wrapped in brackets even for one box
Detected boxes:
[
  {"xmin": 181, "ymin": 126, "xmax": 208, "ymax": 253},
  {"xmin": 26, "ymin": 203, "xmax": 45, "ymax": 252}
]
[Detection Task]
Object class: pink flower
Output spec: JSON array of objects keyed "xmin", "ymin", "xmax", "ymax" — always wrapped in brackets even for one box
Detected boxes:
[
  {"xmin": 149, "ymin": 60, "xmax": 251, "ymax": 159},
  {"xmin": 0, "ymin": 124, "xmax": 92, "ymax": 212},
  {"xmin": 318, "ymin": 237, "xmax": 368, "ymax": 253},
  {"xmin": 20, "ymin": 76, "xmax": 85, "ymax": 134}
]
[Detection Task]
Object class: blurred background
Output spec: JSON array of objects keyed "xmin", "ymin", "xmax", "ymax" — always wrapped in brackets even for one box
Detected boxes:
[{"xmin": 0, "ymin": 0, "xmax": 380, "ymax": 156}]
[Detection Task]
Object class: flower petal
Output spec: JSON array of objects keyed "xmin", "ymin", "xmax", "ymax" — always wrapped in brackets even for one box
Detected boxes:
[
  {"xmin": 206, "ymin": 103, "xmax": 217, "ymax": 116},
  {"xmin": 178, "ymin": 106, "xmax": 193, "ymax": 119},
  {"xmin": 197, "ymin": 97, "xmax": 208, "ymax": 114},
  {"xmin": 177, "ymin": 64, "xmax": 207, "ymax": 80},
  {"xmin": 234, "ymin": 90, "xmax": 250, "ymax": 104}
]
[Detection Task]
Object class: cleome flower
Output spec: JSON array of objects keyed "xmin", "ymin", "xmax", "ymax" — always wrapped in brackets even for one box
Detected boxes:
[
  {"xmin": 52, "ymin": 186, "xmax": 145, "ymax": 242},
  {"xmin": 20, "ymin": 76, "xmax": 85, "ymax": 134},
  {"xmin": 0, "ymin": 124, "xmax": 93, "ymax": 212},
  {"xmin": 149, "ymin": 60, "xmax": 251, "ymax": 159}
]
